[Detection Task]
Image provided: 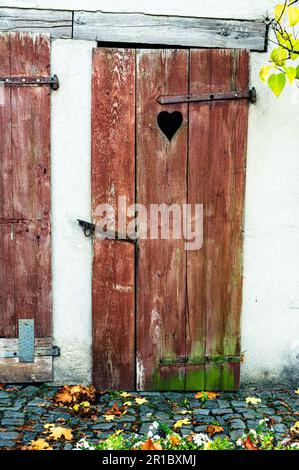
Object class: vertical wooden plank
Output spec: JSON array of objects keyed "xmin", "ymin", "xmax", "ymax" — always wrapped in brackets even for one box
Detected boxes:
[
  {"xmin": 186, "ymin": 49, "xmax": 211, "ymax": 390},
  {"xmin": 0, "ymin": 34, "xmax": 15, "ymax": 337},
  {"xmin": 0, "ymin": 34, "xmax": 12, "ymax": 220},
  {"xmin": 92, "ymin": 48, "xmax": 135, "ymax": 389},
  {"xmin": 10, "ymin": 33, "xmax": 51, "ymax": 337},
  {"xmin": 14, "ymin": 222, "xmax": 51, "ymax": 337},
  {"xmin": 136, "ymin": 49, "xmax": 188, "ymax": 390},
  {"xmin": 0, "ymin": 224, "xmax": 15, "ymax": 337},
  {"xmin": 202, "ymin": 50, "xmax": 248, "ymax": 390},
  {"xmin": 10, "ymin": 33, "xmax": 51, "ymax": 222}
]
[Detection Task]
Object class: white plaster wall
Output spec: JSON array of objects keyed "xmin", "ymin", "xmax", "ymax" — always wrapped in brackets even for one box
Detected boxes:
[
  {"xmin": 242, "ymin": 49, "xmax": 299, "ymax": 386},
  {"xmin": 51, "ymin": 40, "xmax": 95, "ymax": 384},
  {"xmin": 4, "ymin": 0, "xmax": 298, "ymax": 386}
]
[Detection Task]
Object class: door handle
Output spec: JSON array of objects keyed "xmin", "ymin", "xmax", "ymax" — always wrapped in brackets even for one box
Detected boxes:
[{"xmin": 77, "ymin": 219, "xmax": 137, "ymax": 244}]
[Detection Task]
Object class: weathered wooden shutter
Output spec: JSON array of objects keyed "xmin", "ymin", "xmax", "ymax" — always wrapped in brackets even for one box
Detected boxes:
[
  {"xmin": 92, "ymin": 48, "xmax": 249, "ymax": 391},
  {"xmin": 0, "ymin": 33, "xmax": 53, "ymax": 382}
]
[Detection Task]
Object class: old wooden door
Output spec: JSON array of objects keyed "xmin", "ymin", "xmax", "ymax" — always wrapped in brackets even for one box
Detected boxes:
[
  {"xmin": 0, "ymin": 33, "xmax": 53, "ymax": 382},
  {"xmin": 92, "ymin": 48, "xmax": 249, "ymax": 391}
]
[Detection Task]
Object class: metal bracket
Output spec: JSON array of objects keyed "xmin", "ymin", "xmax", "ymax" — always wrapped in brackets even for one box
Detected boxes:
[
  {"xmin": 16, "ymin": 320, "xmax": 60, "ymax": 362},
  {"xmin": 157, "ymin": 87, "xmax": 256, "ymax": 105},
  {"xmin": 18, "ymin": 319, "xmax": 35, "ymax": 363},
  {"xmin": 0, "ymin": 74, "xmax": 59, "ymax": 90}
]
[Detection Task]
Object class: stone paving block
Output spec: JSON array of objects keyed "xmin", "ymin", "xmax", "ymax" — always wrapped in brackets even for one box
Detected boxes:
[
  {"xmin": 217, "ymin": 400, "xmax": 230, "ymax": 409},
  {"xmin": 229, "ymin": 429, "xmax": 244, "ymax": 441},
  {"xmin": 193, "ymin": 408, "xmax": 210, "ymax": 416},
  {"xmin": 230, "ymin": 419, "xmax": 246, "ymax": 430},
  {"xmin": 0, "ymin": 440, "xmax": 15, "ymax": 447},
  {"xmin": 273, "ymin": 424, "xmax": 288, "ymax": 433},
  {"xmin": 1, "ymin": 418, "xmax": 25, "ymax": 426},
  {"xmin": 19, "ymin": 386, "xmax": 39, "ymax": 398},
  {"xmin": 211, "ymin": 408, "xmax": 233, "ymax": 416}
]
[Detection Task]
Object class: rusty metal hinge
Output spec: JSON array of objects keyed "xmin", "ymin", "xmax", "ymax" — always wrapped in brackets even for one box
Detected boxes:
[
  {"xmin": 157, "ymin": 87, "xmax": 256, "ymax": 105},
  {"xmin": 0, "ymin": 74, "xmax": 59, "ymax": 90}
]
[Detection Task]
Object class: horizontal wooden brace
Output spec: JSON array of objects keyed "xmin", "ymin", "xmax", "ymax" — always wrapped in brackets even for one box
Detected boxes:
[
  {"xmin": 0, "ymin": 75, "xmax": 59, "ymax": 90},
  {"xmin": 74, "ymin": 11, "xmax": 266, "ymax": 51},
  {"xmin": 160, "ymin": 355, "xmax": 241, "ymax": 365}
]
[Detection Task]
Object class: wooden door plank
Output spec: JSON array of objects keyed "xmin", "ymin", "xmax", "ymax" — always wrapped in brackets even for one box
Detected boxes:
[
  {"xmin": 9, "ymin": 33, "xmax": 51, "ymax": 338},
  {"xmin": 0, "ymin": 34, "xmax": 12, "ymax": 220},
  {"xmin": 136, "ymin": 49, "xmax": 188, "ymax": 390},
  {"xmin": 186, "ymin": 49, "xmax": 211, "ymax": 390},
  {"xmin": 10, "ymin": 33, "xmax": 51, "ymax": 222},
  {"xmin": 92, "ymin": 48, "xmax": 135, "ymax": 389},
  {"xmin": 0, "ymin": 224, "xmax": 15, "ymax": 337},
  {"xmin": 202, "ymin": 50, "xmax": 248, "ymax": 390},
  {"xmin": 0, "ymin": 35, "xmax": 15, "ymax": 338}
]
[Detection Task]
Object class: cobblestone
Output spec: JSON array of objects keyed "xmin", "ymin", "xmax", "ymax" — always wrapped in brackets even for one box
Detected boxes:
[{"xmin": 0, "ymin": 385, "xmax": 297, "ymax": 448}]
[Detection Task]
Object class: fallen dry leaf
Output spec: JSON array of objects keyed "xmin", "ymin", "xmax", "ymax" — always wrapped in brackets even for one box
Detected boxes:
[
  {"xmin": 245, "ymin": 397, "xmax": 261, "ymax": 405},
  {"xmin": 0, "ymin": 384, "xmax": 4, "ymax": 390},
  {"xmin": 169, "ymin": 435, "xmax": 181, "ymax": 446},
  {"xmin": 24, "ymin": 438, "xmax": 53, "ymax": 451},
  {"xmin": 105, "ymin": 403, "xmax": 127, "ymax": 416},
  {"xmin": 294, "ymin": 389, "xmax": 299, "ymax": 395},
  {"xmin": 290, "ymin": 421, "xmax": 299, "ymax": 434},
  {"xmin": 103, "ymin": 414, "xmax": 115, "ymax": 421},
  {"xmin": 120, "ymin": 392, "xmax": 132, "ymax": 398},
  {"xmin": 206, "ymin": 425, "xmax": 224, "ymax": 436},
  {"xmin": 44, "ymin": 424, "xmax": 73, "ymax": 441},
  {"xmin": 195, "ymin": 391, "xmax": 219, "ymax": 400},
  {"xmin": 243, "ymin": 435, "xmax": 259, "ymax": 450},
  {"xmin": 135, "ymin": 397, "xmax": 148, "ymax": 405},
  {"xmin": 177, "ymin": 410, "xmax": 192, "ymax": 415},
  {"xmin": 54, "ymin": 385, "xmax": 96, "ymax": 405},
  {"xmin": 140, "ymin": 438, "xmax": 162, "ymax": 451},
  {"xmin": 174, "ymin": 418, "xmax": 191, "ymax": 428}
]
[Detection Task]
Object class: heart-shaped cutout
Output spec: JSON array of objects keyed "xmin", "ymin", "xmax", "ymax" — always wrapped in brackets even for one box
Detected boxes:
[{"xmin": 157, "ymin": 111, "xmax": 183, "ymax": 141}]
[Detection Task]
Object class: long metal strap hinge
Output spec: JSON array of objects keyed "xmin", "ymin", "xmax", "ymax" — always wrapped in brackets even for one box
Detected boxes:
[
  {"xmin": 0, "ymin": 74, "xmax": 59, "ymax": 90},
  {"xmin": 157, "ymin": 87, "xmax": 256, "ymax": 105}
]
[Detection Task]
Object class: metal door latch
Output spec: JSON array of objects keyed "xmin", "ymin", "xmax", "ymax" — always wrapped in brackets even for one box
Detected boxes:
[
  {"xmin": 0, "ymin": 74, "xmax": 59, "ymax": 90},
  {"xmin": 77, "ymin": 219, "xmax": 137, "ymax": 244},
  {"xmin": 157, "ymin": 87, "xmax": 256, "ymax": 105}
]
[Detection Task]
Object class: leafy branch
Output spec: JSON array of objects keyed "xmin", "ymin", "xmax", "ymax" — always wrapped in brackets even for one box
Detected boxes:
[{"xmin": 261, "ymin": 0, "xmax": 299, "ymax": 95}]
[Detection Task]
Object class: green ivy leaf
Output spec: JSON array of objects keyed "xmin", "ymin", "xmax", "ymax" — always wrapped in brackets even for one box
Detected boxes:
[
  {"xmin": 259, "ymin": 65, "xmax": 273, "ymax": 83},
  {"xmin": 296, "ymin": 65, "xmax": 299, "ymax": 79},
  {"xmin": 291, "ymin": 39, "xmax": 299, "ymax": 60},
  {"xmin": 270, "ymin": 47, "xmax": 288, "ymax": 66},
  {"xmin": 268, "ymin": 73, "xmax": 286, "ymax": 96},
  {"xmin": 288, "ymin": 6, "xmax": 299, "ymax": 27},
  {"xmin": 284, "ymin": 66, "xmax": 297, "ymax": 84},
  {"xmin": 275, "ymin": 4, "xmax": 285, "ymax": 21}
]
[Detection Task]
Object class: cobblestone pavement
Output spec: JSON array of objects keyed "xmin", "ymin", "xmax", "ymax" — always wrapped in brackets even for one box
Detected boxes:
[{"xmin": 0, "ymin": 385, "xmax": 298, "ymax": 449}]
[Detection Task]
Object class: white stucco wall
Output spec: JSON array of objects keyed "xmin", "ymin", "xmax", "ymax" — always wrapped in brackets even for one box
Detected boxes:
[
  {"xmin": 2, "ymin": 0, "xmax": 298, "ymax": 386},
  {"xmin": 51, "ymin": 40, "xmax": 95, "ymax": 383}
]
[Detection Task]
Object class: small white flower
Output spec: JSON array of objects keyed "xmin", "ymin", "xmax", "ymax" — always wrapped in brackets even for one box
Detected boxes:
[
  {"xmin": 152, "ymin": 421, "xmax": 159, "ymax": 429},
  {"xmin": 153, "ymin": 435, "xmax": 160, "ymax": 440},
  {"xmin": 290, "ymin": 442, "xmax": 299, "ymax": 449},
  {"xmin": 236, "ymin": 438, "xmax": 244, "ymax": 447},
  {"xmin": 193, "ymin": 433, "xmax": 211, "ymax": 447},
  {"xmin": 146, "ymin": 412, "xmax": 153, "ymax": 418},
  {"xmin": 147, "ymin": 430, "xmax": 153, "ymax": 438}
]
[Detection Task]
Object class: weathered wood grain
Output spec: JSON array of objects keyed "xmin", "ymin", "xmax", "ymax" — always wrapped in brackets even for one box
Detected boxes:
[
  {"xmin": 0, "ymin": 357, "xmax": 52, "ymax": 382},
  {"xmin": 74, "ymin": 11, "xmax": 266, "ymax": 51},
  {"xmin": 186, "ymin": 49, "xmax": 211, "ymax": 390},
  {"xmin": 0, "ymin": 34, "xmax": 52, "ymax": 352},
  {"xmin": 0, "ymin": 8, "xmax": 72, "ymax": 38},
  {"xmin": 201, "ymin": 49, "xmax": 248, "ymax": 390},
  {"xmin": 92, "ymin": 48, "xmax": 135, "ymax": 390},
  {"xmin": 136, "ymin": 49, "xmax": 188, "ymax": 390}
]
